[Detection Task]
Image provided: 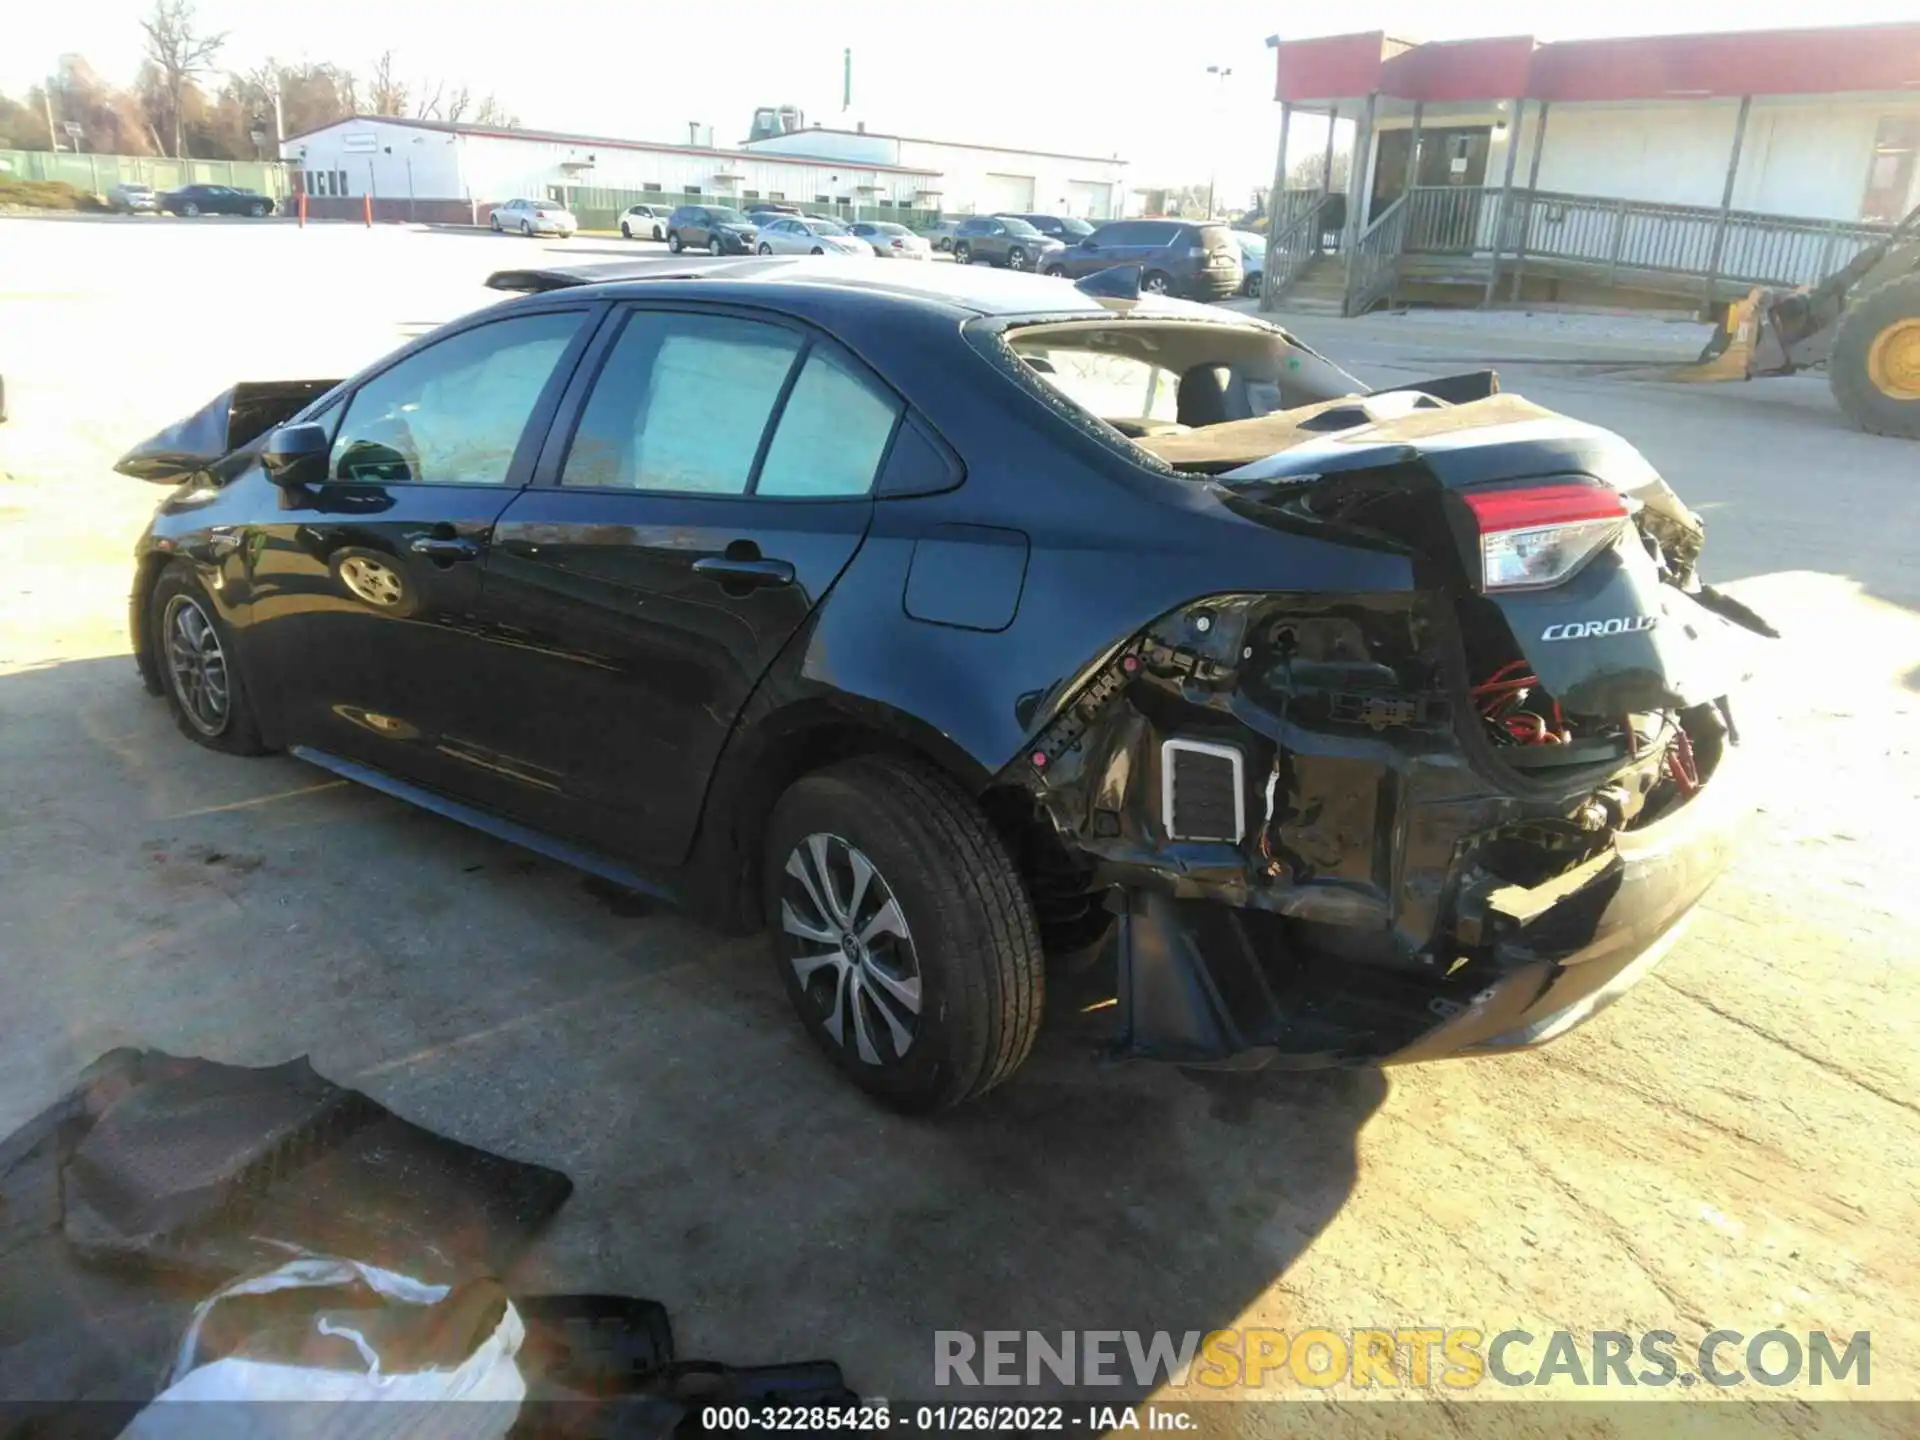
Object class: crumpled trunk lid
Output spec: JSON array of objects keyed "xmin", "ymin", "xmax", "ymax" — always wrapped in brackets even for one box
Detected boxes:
[{"xmin": 115, "ymin": 380, "xmax": 338, "ymax": 483}]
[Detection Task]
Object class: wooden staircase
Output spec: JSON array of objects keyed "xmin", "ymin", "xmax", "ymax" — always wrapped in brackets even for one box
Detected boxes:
[{"xmin": 1274, "ymin": 254, "xmax": 1348, "ymax": 316}]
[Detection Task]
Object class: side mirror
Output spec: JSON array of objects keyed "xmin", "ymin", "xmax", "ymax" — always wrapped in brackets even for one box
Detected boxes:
[{"xmin": 260, "ymin": 421, "xmax": 331, "ymax": 486}]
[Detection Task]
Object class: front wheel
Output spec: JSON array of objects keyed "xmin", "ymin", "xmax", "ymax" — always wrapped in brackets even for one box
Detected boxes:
[
  {"xmin": 952, "ymin": 242, "xmax": 971, "ymax": 265},
  {"xmin": 1243, "ymin": 272, "xmax": 1261, "ymax": 297},
  {"xmin": 1007, "ymin": 246, "xmax": 1028, "ymax": 271},
  {"xmin": 621, "ymin": 222, "xmax": 633, "ymax": 239},
  {"xmin": 709, "ymin": 237, "xmax": 724, "ymax": 256},
  {"xmin": 1829, "ymin": 272, "xmax": 1920, "ymax": 439},
  {"xmin": 764, "ymin": 755, "xmax": 1044, "ymax": 1112},
  {"xmin": 150, "ymin": 564, "xmax": 268, "ymax": 755},
  {"xmin": 491, "ymin": 215, "xmax": 502, "ymax": 232},
  {"xmin": 668, "ymin": 231, "xmax": 683, "ymax": 253},
  {"xmin": 248, "ymin": 201, "xmax": 268, "ymax": 218},
  {"xmin": 652, "ymin": 224, "xmax": 665, "ymax": 241},
  {"xmin": 757, "ymin": 242, "xmax": 773, "ymax": 255},
  {"xmin": 181, "ymin": 202, "xmax": 200, "ymax": 217},
  {"xmin": 1043, "ymin": 264, "xmax": 1066, "ymax": 278}
]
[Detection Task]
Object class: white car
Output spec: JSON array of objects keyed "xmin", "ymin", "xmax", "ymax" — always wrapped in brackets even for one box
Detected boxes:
[
  {"xmin": 489, "ymin": 198, "xmax": 577, "ymax": 237},
  {"xmin": 753, "ymin": 216, "xmax": 870, "ymax": 257},
  {"xmin": 620, "ymin": 204, "xmax": 670, "ymax": 240},
  {"xmin": 847, "ymin": 221, "xmax": 932, "ymax": 259}
]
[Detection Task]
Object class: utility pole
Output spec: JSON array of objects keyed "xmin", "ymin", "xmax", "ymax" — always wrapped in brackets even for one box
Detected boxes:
[
  {"xmin": 1205, "ymin": 64, "xmax": 1232, "ymax": 218},
  {"xmin": 43, "ymin": 80, "xmax": 60, "ymax": 152}
]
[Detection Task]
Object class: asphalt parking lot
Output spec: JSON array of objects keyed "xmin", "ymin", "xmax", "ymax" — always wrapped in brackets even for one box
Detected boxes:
[{"xmin": 2, "ymin": 214, "xmax": 1917, "ymax": 1428}]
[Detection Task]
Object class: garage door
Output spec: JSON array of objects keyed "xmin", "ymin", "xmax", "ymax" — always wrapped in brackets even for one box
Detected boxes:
[
  {"xmin": 1067, "ymin": 181, "xmax": 1109, "ymax": 218},
  {"xmin": 982, "ymin": 173, "xmax": 1035, "ymax": 213}
]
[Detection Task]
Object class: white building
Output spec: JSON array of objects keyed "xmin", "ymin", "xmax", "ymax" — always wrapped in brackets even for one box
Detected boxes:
[
  {"xmin": 280, "ymin": 115, "xmax": 1126, "ymax": 225},
  {"xmin": 739, "ymin": 124, "xmax": 1128, "ymax": 219}
]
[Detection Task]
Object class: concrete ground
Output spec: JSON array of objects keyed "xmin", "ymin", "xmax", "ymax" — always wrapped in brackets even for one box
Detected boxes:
[{"xmin": 2, "ymin": 215, "xmax": 1916, "ymax": 1430}]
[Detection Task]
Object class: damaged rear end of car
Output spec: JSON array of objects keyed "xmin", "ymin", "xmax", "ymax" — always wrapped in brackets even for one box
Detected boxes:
[{"xmin": 999, "ymin": 374, "xmax": 1771, "ymax": 1071}]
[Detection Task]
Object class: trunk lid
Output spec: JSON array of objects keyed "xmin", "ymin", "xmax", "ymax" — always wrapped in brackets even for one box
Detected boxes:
[{"xmin": 116, "ymin": 380, "xmax": 338, "ymax": 483}]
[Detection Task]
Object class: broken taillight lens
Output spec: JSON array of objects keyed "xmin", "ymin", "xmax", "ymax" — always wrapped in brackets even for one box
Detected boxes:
[{"xmin": 1463, "ymin": 481, "xmax": 1630, "ymax": 591}]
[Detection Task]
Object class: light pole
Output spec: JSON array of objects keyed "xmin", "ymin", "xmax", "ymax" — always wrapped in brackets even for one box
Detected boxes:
[{"xmin": 1205, "ymin": 65, "xmax": 1233, "ymax": 219}]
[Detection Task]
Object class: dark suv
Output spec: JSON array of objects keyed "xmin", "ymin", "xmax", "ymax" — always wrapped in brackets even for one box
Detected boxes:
[
  {"xmin": 950, "ymin": 215, "xmax": 1065, "ymax": 271},
  {"xmin": 1045, "ymin": 218, "xmax": 1242, "ymax": 299},
  {"xmin": 666, "ymin": 205, "xmax": 759, "ymax": 255},
  {"xmin": 1006, "ymin": 213, "xmax": 1095, "ymax": 243}
]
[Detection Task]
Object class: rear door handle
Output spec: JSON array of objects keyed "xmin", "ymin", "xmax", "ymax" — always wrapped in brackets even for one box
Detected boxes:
[
  {"xmin": 691, "ymin": 556, "xmax": 795, "ymax": 589},
  {"xmin": 410, "ymin": 536, "xmax": 483, "ymax": 562}
]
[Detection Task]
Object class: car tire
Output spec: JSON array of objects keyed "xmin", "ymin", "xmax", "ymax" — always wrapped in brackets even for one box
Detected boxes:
[
  {"xmin": 1828, "ymin": 272, "xmax": 1920, "ymax": 439},
  {"xmin": 1043, "ymin": 264, "xmax": 1066, "ymax": 278},
  {"xmin": 810, "ymin": 246, "xmax": 824, "ymax": 255},
  {"xmin": 1008, "ymin": 246, "xmax": 1028, "ymax": 271},
  {"xmin": 764, "ymin": 754, "xmax": 1044, "ymax": 1113},
  {"xmin": 953, "ymin": 242, "xmax": 971, "ymax": 265},
  {"xmin": 181, "ymin": 202, "xmax": 200, "ymax": 217},
  {"xmin": 490, "ymin": 215, "xmax": 502, "ymax": 232},
  {"xmin": 621, "ymin": 222, "xmax": 633, "ymax": 239},
  {"xmin": 150, "ymin": 563, "xmax": 268, "ymax": 756},
  {"xmin": 652, "ymin": 224, "xmax": 664, "ymax": 241},
  {"xmin": 248, "ymin": 201, "xmax": 268, "ymax": 218},
  {"xmin": 757, "ymin": 242, "xmax": 773, "ymax": 255},
  {"xmin": 709, "ymin": 238, "xmax": 724, "ymax": 256},
  {"xmin": 1142, "ymin": 270, "xmax": 1172, "ymax": 294},
  {"xmin": 668, "ymin": 231, "xmax": 683, "ymax": 252},
  {"xmin": 521, "ymin": 220, "xmax": 533, "ymax": 237},
  {"xmin": 1243, "ymin": 273, "xmax": 1261, "ymax": 297}
]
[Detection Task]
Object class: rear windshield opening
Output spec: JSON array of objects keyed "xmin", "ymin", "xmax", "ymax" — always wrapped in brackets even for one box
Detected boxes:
[{"xmin": 1003, "ymin": 319, "xmax": 1358, "ymax": 454}]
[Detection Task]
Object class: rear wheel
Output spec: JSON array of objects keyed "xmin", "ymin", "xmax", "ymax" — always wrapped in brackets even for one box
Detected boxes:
[
  {"xmin": 757, "ymin": 242, "xmax": 773, "ymax": 255},
  {"xmin": 1043, "ymin": 263, "xmax": 1066, "ymax": 278},
  {"xmin": 1243, "ymin": 272, "xmax": 1261, "ymax": 297},
  {"xmin": 1008, "ymin": 246, "xmax": 1029, "ymax": 271},
  {"xmin": 652, "ymin": 223, "xmax": 665, "ymax": 241},
  {"xmin": 248, "ymin": 200, "xmax": 268, "ymax": 218},
  {"xmin": 181, "ymin": 201, "xmax": 200, "ymax": 217},
  {"xmin": 709, "ymin": 237, "xmax": 724, "ymax": 256},
  {"xmin": 668, "ymin": 231, "xmax": 683, "ymax": 253},
  {"xmin": 491, "ymin": 215, "xmax": 502, "ymax": 232},
  {"xmin": 1142, "ymin": 270, "xmax": 1172, "ymax": 294},
  {"xmin": 764, "ymin": 756, "xmax": 1044, "ymax": 1112},
  {"xmin": 953, "ymin": 242, "xmax": 971, "ymax": 265},
  {"xmin": 621, "ymin": 221, "xmax": 633, "ymax": 239},
  {"xmin": 1830, "ymin": 273, "xmax": 1920, "ymax": 438},
  {"xmin": 150, "ymin": 565, "xmax": 267, "ymax": 755},
  {"xmin": 520, "ymin": 220, "xmax": 533, "ymax": 237}
]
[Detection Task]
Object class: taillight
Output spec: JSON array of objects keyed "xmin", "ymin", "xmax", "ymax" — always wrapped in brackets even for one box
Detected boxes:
[
  {"xmin": 1462, "ymin": 481, "xmax": 1630, "ymax": 591},
  {"xmin": 891, "ymin": 238, "xmax": 904, "ymax": 247}
]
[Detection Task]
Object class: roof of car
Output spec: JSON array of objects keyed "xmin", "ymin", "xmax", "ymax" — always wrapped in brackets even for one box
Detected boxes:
[{"xmin": 483, "ymin": 254, "xmax": 1270, "ymax": 326}]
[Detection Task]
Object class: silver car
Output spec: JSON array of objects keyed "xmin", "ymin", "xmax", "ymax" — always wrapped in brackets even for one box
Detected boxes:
[
  {"xmin": 489, "ymin": 197, "xmax": 577, "ymax": 237},
  {"xmin": 848, "ymin": 221, "xmax": 932, "ymax": 259},
  {"xmin": 108, "ymin": 182, "xmax": 159, "ymax": 214},
  {"xmin": 753, "ymin": 216, "xmax": 869, "ymax": 257}
]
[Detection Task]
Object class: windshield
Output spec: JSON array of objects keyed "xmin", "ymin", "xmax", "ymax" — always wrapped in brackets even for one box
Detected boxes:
[
  {"xmin": 1059, "ymin": 217, "xmax": 1095, "ymax": 237},
  {"xmin": 709, "ymin": 207, "xmax": 752, "ymax": 225},
  {"xmin": 999, "ymin": 217, "xmax": 1042, "ymax": 238},
  {"xmin": 867, "ymin": 222, "xmax": 910, "ymax": 236}
]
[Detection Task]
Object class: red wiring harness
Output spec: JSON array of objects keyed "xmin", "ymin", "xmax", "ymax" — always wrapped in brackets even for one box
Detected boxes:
[{"xmin": 1472, "ymin": 660, "xmax": 1568, "ymax": 745}]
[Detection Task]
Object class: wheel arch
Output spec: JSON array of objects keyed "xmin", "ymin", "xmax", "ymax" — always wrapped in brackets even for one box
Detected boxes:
[
  {"xmin": 130, "ymin": 550, "xmax": 170, "ymax": 695},
  {"xmin": 686, "ymin": 694, "xmax": 994, "ymax": 934}
]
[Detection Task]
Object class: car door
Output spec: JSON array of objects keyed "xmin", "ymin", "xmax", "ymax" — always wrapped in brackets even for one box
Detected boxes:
[
  {"xmin": 244, "ymin": 305, "xmax": 599, "ymax": 792},
  {"xmin": 1064, "ymin": 220, "xmax": 1123, "ymax": 276},
  {"xmin": 457, "ymin": 303, "xmax": 903, "ymax": 864}
]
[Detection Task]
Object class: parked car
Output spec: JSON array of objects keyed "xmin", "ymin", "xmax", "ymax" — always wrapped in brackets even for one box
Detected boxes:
[
  {"xmin": 162, "ymin": 184, "xmax": 274, "ymax": 218},
  {"xmin": 1005, "ymin": 213, "xmax": 1095, "ymax": 243},
  {"xmin": 489, "ymin": 198, "xmax": 577, "ymax": 237},
  {"xmin": 950, "ymin": 214, "xmax": 1065, "ymax": 271},
  {"xmin": 107, "ymin": 182, "xmax": 159, "ymax": 214},
  {"xmin": 917, "ymin": 218, "xmax": 962, "ymax": 252},
  {"xmin": 619, "ymin": 204, "xmax": 670, "ymax": 240},
  {"xmin": 754, "ymin": 216, "xmax": 870, "ymax": 257},
  {"xmin": 666, "ymin": 204, "xmax": 759, "ymax": 255},
  {"xmin": 117, "ymin": 258, "xmax": 1767, "ymax": 1113},
  {"xmin": 1233, "ymin": 229, "xmax": 1267, "ymax": 297},
  {"xmin": 847, "ymin": 221, "xmax": 932, "ymax": 259},
  {"xmin": 747, "ymin": 203, "xmax": 802, "ymax": 219},
  {"xmin": 1043, "ymin": 218, "xmax": 1242, "ymax": 299}
]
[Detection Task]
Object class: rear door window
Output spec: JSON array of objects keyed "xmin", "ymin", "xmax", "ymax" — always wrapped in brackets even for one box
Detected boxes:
[{"xmin": 757, "ymin": 349, "xmax": 901, "ymax": 497}]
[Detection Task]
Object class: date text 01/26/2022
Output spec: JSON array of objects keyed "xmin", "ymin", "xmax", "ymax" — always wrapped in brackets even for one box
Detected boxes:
[{"xmin": 700, "ymin": 1404, "xmax": 1196, "ymax": 1432}]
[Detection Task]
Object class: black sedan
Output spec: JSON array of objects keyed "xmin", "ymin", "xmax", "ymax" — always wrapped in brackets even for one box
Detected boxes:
[
  {"xmin": 119, "ymin": 258, "xmax": 1768, "ymax": 1111},
  {"xmin": 162, "ymin": 184, "xmax": 275, "ymax": 218}
]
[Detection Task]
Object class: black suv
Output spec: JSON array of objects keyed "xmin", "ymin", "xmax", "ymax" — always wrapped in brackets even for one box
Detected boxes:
[
  {"xmin": 666, "ymin": 205, "xmax": 758, "ymax": 254},
  {"xmin": 950, "ymin": 215, "xmax": 1065, "ymax": 271},
  {"xmin": 1045, "ymin": 218, "xmax": 1242, "ymax": 299},
  {"xmin": 162, "ymin": 184, "xmax": 274, "ymax": 218},
  {"xmin": 1006, "ymin": 213, "xmax": 1095, "ymax": 243}
]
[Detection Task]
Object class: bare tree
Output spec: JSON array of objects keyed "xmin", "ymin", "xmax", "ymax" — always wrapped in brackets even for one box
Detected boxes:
[
  {"xmin": 473, "ymin": 93, "xmax": 518, "ymax": 128},
  {"xmin": 368, "ymin": 50, "xmax": 408, "ymax": 116},
  {"xmin": 138, "ymin": 0, "xmax": 226, "ymax": 157},
  {"xmin": 443, "ymin": 85, "xmax": 471, "ymax": 125},
  {"xmin": 413, "ymin": 79, "xmax": 444, "ymax": 120}
]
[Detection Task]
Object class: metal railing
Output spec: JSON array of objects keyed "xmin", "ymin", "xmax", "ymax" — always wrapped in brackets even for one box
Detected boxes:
[
  {"xmin": 1498, "ymin": 189, "xmax": 1892, "ymax": 291},
  {"xmin": 1404, "ymin": 185, "xmax": 1500, "ymax": 254},
  {"xmin": 1344, "ymin": 192, "xmax": 1408, "ymax": 315},
  {"xmin": 1260, "ymin": 188, "xmax": 1327, "ymax": 306}
]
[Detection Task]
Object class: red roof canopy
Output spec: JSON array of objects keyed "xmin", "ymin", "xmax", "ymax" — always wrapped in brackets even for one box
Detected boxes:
[{"xmin": 1273, "ymin": 22, "xmax": 1920, "ymax": 103}]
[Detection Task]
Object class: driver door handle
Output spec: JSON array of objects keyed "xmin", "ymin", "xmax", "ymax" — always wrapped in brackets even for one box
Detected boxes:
[
  {"xmin": 410, "ymin": 536, "xmax": 483, "ymax": 561},
  {"xmin": 691, "ymin": 556, "xmax": 795, "ymax": 589}
]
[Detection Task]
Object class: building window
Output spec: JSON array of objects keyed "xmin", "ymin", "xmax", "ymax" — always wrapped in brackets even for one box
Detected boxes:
[
  {"xmin": 1863, "ymin": 117, "xmax": 1919, "ymax": 223},
  {"xmin": 335, "ymin": 170, "xmax": 347, "ymax": 196},
  {"xmin": 642, "ymin": 181, "xmax": 662, "ymax": 192},
  {"xmin": 768, "ymin": 191, "xmax": 785, "ymax": 201},
  {"xmin": 685, "ymin": 184, "xmax": 701, "ymax": 195},
  {"xmin": 814, "ymin": 193, "xmax": 829, "ymax": 204},
  {"xmin": 742, "ymin": 189, "xmax": 760, "ymax": 199}
]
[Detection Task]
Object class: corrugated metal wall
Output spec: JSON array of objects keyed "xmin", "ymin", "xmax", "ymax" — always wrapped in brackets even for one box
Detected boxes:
[{"xmin": 0, "ymin": 150, "xmax": 290, "ymax": 197}]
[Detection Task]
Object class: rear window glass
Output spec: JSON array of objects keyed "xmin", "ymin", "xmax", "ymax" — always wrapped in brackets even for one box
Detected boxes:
[{"xmin": 1022, "ymin": 349, "xmax": 1180, "ymax": 424}]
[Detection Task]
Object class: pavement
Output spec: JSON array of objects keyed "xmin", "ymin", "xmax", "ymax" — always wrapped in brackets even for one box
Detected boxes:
[{"xmin": 2, "ymin": 215, "xmax": 1917, "ymax": 1428}]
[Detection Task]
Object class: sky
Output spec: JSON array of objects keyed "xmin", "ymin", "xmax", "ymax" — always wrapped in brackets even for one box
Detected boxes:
[{"xmin": 8, "ymin": 1, "xmax": 1916, "ymax": 196}]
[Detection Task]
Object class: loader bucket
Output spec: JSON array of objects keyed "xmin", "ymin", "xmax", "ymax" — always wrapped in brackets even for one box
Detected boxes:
[{"xmin": 1665, "ymin": 288, "xmax": 1765, "ymax": 383}]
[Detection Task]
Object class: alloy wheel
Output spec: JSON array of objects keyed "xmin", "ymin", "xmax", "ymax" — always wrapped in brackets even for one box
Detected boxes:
[
  {"xmin": 1143, "ymin": 271, "xmax": 1170, "ymax": 294},
  {"xmin": 778, "ymin": 833, "xmax": 923, "ymax": 1066},
  {"xmin": 162, "ymin": 594, "xmax": 231, "ymax": 737},
  {"xmin": 621, "ymin": 223, "xmax": 633, "ymax": 239},
  {"xmin": 709, "ymin": 238, "xmax": 724, "ymax": 256},
  {"xmin": 1008, "ymin": 247, "xmax": 1027, "ymax": 270},
  {"xmin": 337, "ymin": 554, "xmax": 407, "ymax": 608}
]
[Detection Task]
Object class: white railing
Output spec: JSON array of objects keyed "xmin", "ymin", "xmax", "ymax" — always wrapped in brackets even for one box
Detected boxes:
[{"xmin": 1261, "ymin": 189, "xmax": 1329, "ymax": 304}]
